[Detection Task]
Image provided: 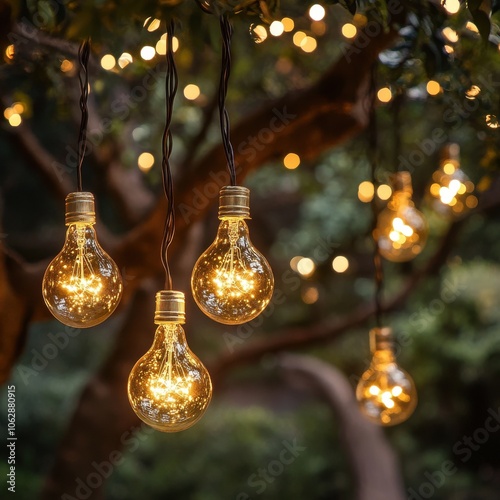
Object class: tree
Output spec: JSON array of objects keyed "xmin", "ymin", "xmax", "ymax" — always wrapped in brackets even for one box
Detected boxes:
[{"xmin": 1, "ymin": 1, "xmax": 500, "ymax": 499}]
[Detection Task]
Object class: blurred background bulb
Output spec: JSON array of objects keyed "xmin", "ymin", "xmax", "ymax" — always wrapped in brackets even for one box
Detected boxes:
[
  {"xmin": 356, "ymin": 327, "xmax": 417, "ymax": 426},
  {"xmin": 375, "ymin": 172, "xmax": 428, "ymax": 262},
  {"xmin": 128, "ymin": 291, "xmax": 212, "ymax": 432},
  {"xmin": 42, "ymin": 192, "xmax": 122, "ymax": 328},
  {"xmin": 428, "ymin": 143, "xmax": 476, "ymax": 217},
  {"xmin": 191, "ymin": 186, "xmax": 274, "ymax": 324}
]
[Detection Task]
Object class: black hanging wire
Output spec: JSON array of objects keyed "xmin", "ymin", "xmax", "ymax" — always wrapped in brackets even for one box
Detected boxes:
[
  {"xmin": 160, "ymin": 20, "xmax": 179, "ymax": 290},
  {"xmin": 218, "ymin": 14, "xmax": 237, "ymax": 186},
  {"xmin": 368, "ymin": 64, "xmax": 384, "ymax": 328},
  {"xmin": 76, "ymin": 38, "xmax": 91, "ymax": 192}
]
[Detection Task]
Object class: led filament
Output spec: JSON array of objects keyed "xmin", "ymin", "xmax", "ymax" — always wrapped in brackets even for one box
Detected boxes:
[
  {"xmin": 42, "ymin": 192, "xmax": 122, "ymax": 328},
  {"xmin": 356, "ymin": 327, "xmax": 417, "ymax": 426},
  {"xmin": 375, "ymin": 172, "xmax": 428, "ymax": 262},
  {"xmin": 428, "ymin": 144, "xmax": 476, "ymax": 217},
  {"xmin": 128, "ymin": 291, "xmax": 212, "ymax": 432},
  {"xmin": 191, "ymin": 186, "xmax": 274, "ymax": 324}
]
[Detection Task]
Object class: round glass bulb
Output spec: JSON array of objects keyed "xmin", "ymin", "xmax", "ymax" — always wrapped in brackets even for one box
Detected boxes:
[
  {"xmin": 356, "ymin": 327, "xmax": 417, "ymax": 426},
  {"xmin": 191, "ymin": 187, "xmax": 274, "ymax": 325},
  {"xmin": 128, "ymin": 322, "xmax": 212, "ymax": 432},
  {"xmin": 376, "ymin": 172, "xmax": 428, "ymax": 262},
  {"xmin": 42, "ymin": 193, "xmax": 122, "ymax": 328}
]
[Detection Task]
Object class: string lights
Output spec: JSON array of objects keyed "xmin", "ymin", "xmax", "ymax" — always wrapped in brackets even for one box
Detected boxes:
[
  {"xmin": 42, "ymin": 39, "xmax": 123, "ymax": 328},
  {"xmin": 355, "ymin": 66, "xmax": 417, "ymax": 426},
  {"xmin": 191, "ymin": 14, "xmax": 274, "ymax": 325},
  {"xmin": 127, "ymin": 21, "xmax": 212, "ymax": 432}
]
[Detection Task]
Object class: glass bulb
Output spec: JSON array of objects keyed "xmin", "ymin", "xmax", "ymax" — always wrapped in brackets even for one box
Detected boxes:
[
  {"xmin": 42, "ymin": 192, "xmax": 122, "ymax": 328},
  {"xmin": 356, "ymin": 327, "xmax": 417, "ymax": 426},
  {"xmin": 128, "ymin": 291, "xmax": 212, "ymax": 432},
  {"xmin": 191, "ymin": 186, "xmax": 274, "ymax": 325},
  {"xmin": 376, "ymin": 172, "xmax": 428, "ymax": 262},
  {"xmin": 428, "ymin": 143, "xmax": 476, "ymax": 217}
]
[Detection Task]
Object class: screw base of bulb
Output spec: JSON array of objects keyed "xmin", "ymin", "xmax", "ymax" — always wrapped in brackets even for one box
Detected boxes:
[
  {"xmin": 369, "ymin": 326, "xmax": 394, "ymax": 353},
  {"xmin": 65, "ymin": 192, "xmax": 96, "ymax": 225},
  {"xmin": 155, "ymin": 290, "xmax": 186, "ymax": 324},
  {"xmin": 218, "ymin": 186, "xmax": 250, "ymax": 219}
]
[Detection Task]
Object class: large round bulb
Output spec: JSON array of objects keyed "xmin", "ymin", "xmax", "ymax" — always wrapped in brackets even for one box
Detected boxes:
[
  {"xmin": 128, "ymin": 291, "xmax": 212, "ymax": 432},
  {"xmin": 42, "ymin": 192, "xmax": 122, "ymax": 328},
  {"xmin": 191, "ymin": 186, "xmax": 274, "ymax": 325},
  {"xmin": 376, "ymin": 172, "xmax": 428, "ymax": 262},
  {"xmin": 356, "ymin": 327, "xmax": 417, "ymax": 426}
]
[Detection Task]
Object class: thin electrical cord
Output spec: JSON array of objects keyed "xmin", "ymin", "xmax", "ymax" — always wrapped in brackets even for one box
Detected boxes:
[
  {"xmin": 160, "ymin": 20, "xmax": 179, "ymax": 290},
  {"xmin": 218, "ymin": 14, "xmax": 237, "ymax": 186},
  {"xmin": 368, "ymin": 64, "xmax": 384, "ymax": 328},
  {"xmin": 76, "ymin": 38, "xmax": 91, "ymax": 192}
]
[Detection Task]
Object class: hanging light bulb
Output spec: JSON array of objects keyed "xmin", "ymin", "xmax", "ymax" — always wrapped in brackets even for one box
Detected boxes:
[
  {"xmin": 375, "ymin": 172, "xmax": 428, "ymax": 262},
  {"xmin": 356, "ymin": 327, "xmax": 417, "ymax": 426},
  {"xmin": 191, "ymin": 186, "xmax": 274, "ymax": 325},
  {"xmin": 42, "ymin": 192, "xmax": 123, "ymax": 328},
  {"xmin": 128, "ymin": 291, "xmax": 212, "ymax": 432},
  {"xmin": 428, "ymin": 143, "xmax": 476, "ymax": 217}
]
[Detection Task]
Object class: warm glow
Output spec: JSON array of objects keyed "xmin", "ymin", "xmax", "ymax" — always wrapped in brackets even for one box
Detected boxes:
[
  {"xmin": 311, "ymin": 21, "xmax": 327, "ymax": 36},
  {"xmin": 140, "ymin": 46, "xmax": 156, "ymax": 60},
  {"xmin": 118, "ymin": 52, "xmax": 133, "ymax": 68},
  {"xmin": 191, "ymin": 215, "xmax": 274, "ymax": 325},
  {"xmin": 466, "ymin": 21, "xmax": 479, "ymax": 33},
  {"xmin": 297, "ymin": 257, "xmax": 315, "ymax": 277},
  {"xmin": 290, "ymin": 256, "xmax": 303, "ymax": 272},
  {"xmin": 442, "ymin": 27, "xmax": 459, "ymax": 43},
  {"xmin": 281, "ymin": 17, "xmax": 295, "ymax": 32},
  {"xmin": 300, "ymin": 36, "xmax": 317, "ymax": 53},
  {"xmin": 100, "ymin": 54, "xmax": 116, "ymax": 70},
  {"xmin": 5, "ymin": 44, "xmax": 15, "ymax": 60},
  {"xmin": 138, "ymin": 152, "xmax": 155, "ymax": 172},
  {"xmin": 146, "ymin": 18, "xmax": 161, "ymax": 32},
  {"xmin": 443, "ymin": 161, "xmax": 456, "ymax": 174},
  {"xmin": 156, "ymin": 35, "xmax": 180, "ymax": 55},
  {"xmin": 12, "ymin": 102, "xmax": 24, "ymax": 114},
  {"xmin": 60, "ymin": 59, "xmax": 74, "ymax": 72},
  {"xmin": 443, "ymin": 0, "xmax": 460, "ymax": 14},
  {"xmin": 332, "ymin": 256, "xmax": 349, "ymax": 273},
  {"xmin": 302, "ymin": 286, "xmax": 319, "ymax": 304},
  {"xmin": 269, "ymin": 21, "xmax": 285, "ymax": 37},
  {"xmin": 293, "ymin": 31, "xmax": 307, "ymax": 46},
  {"xmin": 377, "ymin": 184, "xmax": 392, "ymax": 200},
  {"xmin": 284, "ymin": 153, "xmax": 301, "ymax": 169},
  {"xmin": 341, "ymin": 23, "xmax": 357, "ymax": 39},
  {"xmin": 309, "ymin": 4, "xmax": 326, "ymax": 21},
  {"xmin": 252, "ymin": 25, "xmax": 268, "ymax": 43},
  {"xmin": 42, "ymin": 215, "xmax": 123, "ymax": 328},
  {"xmin": 465, "ymin": 85, "xmax": 481, "ymax": 99},
  {"xmin": 8, "ymin": 114, "xmax": 21, "ymax": 127},
  {"xmin": 358, "ymin": 181, "xmax": 375, "ymax": 203},
  {"xmin": 184, "ymin": 84, "xmax": 201, "ymax": 100},
  {"xmin": 427, "ymin": 80, "xmax": 441, "ymax": 95},
  {"xmin": 485, "ymin": 115, "xmax": 499, "ymax": 129},
  {"xmin": 466, "ymin": 195, "xmax": 478, "ymax": 208},
  {"xmin": 377, "ymin": 87, "xmax": 392, "ymax": 103},
  {"xmin": 128, "ymin": 322, "xmax": 212, "ymax": 433}
]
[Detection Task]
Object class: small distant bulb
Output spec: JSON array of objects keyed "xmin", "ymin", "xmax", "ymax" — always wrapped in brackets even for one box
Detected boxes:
[
  {"xmin": 427, "ymin": 80, "xmax": 441, "ymax": 95},
  {"xmin": 138, "ymin": 152, "xmax": 155, "ymax": 172},
  {"xmin": 140, "ymin": 46, "xmax": 156, "ymax": 60},
  {"xmin": 332, "ymin": 256, "xmax": 349, "ymax": 273},
  {"xmin": 184, "ymin": 84, "xmax": 201, "ymax": 101},
  {"xmin": 281, "ymin": 18, "xmax": 295, "ymax": 32},
  {"xmin": 100, "ymin": 54, "xmax": 116, "ymax": 70},
  {"xmin": 309, "ymin": 4, "xmax": 326, "ymax": 21},
  {"xmin": 300, "ymin": 36, "xmax": 317, "ymax": 53},
  {"xmin": 342, "ymin": 23, "xmax": 357, "ymax": 39},
  {"xmin": 269, "ymin": 21, "xmax": 284, "ymax": 37},
  {"xmin": 293, "ymin": 31, "xmax": 307, "ymax": 46},
  {"xmin": 377, "ymin": 87, "xmax": 392, "ymax": 103},
  {"xmin": 297, "ymin": 257, "xmax": 315, "ymax": 277},
  {"xmin": 284, "ymin": 153, "xmax": 300, "ymax": 169},
  {"xmin": 443, "ymin": 0, "xmax": 460, "ymax": 14}
]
